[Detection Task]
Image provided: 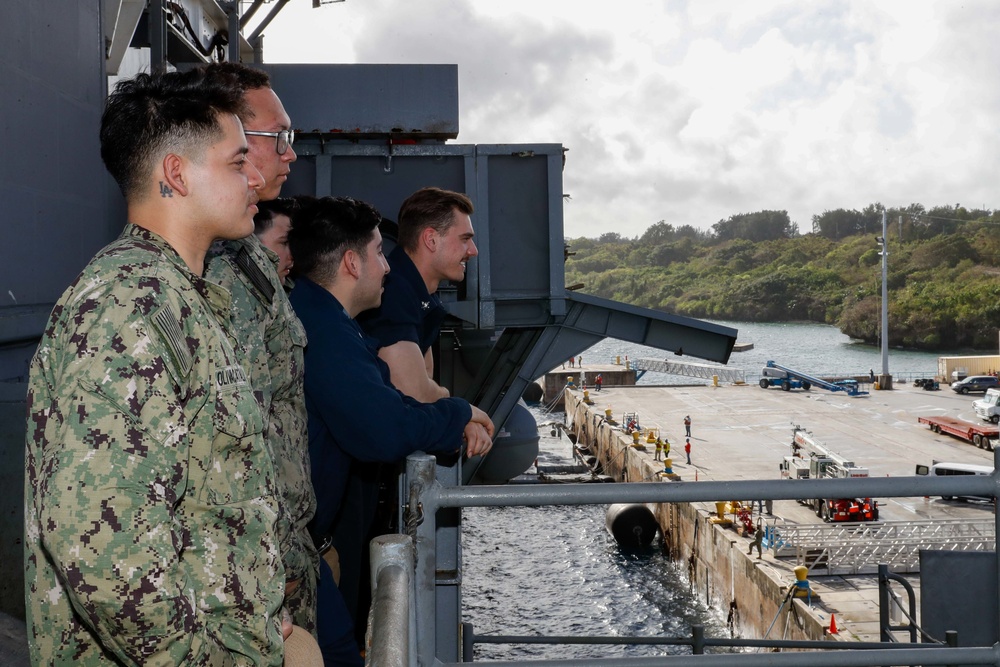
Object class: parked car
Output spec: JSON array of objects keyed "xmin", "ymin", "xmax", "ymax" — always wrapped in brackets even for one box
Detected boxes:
[{"xmin": 951, "ymin": 375, "xmax": 1000, "ymax": 394}]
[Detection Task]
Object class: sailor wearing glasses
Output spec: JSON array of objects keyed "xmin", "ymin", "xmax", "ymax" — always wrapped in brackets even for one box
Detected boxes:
[{"xmin": 202, "ymin": 64, "xmax": 320, "ymax": 647}]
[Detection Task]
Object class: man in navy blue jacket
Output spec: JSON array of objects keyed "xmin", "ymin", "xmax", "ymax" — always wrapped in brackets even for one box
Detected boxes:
[{"xmin": 288, "ymin": 196, "xmax": 493, "ymax": 665}]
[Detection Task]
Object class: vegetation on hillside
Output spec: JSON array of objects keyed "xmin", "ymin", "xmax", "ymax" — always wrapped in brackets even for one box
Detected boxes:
[{"xmin": 565, "ymin": 204, "xmax": 1000, "ymax": 351}]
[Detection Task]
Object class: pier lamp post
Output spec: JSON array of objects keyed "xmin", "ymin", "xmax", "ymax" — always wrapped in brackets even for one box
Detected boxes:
[{"xmin": 876, "ymin": 209, "xmax": 890, "ymax": 386}]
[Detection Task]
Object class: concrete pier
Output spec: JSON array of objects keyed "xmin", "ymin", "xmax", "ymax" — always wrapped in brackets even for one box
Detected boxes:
[
  {"xmin": 564, "ymin": 380, "xmax": 995, "ymax": 644},
  {"xmin": 540, "ymin": 363, "xmax": 636, "ymax": 409}
]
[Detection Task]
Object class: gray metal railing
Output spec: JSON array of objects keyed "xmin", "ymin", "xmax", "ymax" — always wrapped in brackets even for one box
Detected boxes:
[
  {"xmin": 370, "ymin": 450, "xmax": 1000, "ymax": 666},
  {"xmin": 460, "ymin": 623, "xmax": 965, "ymax": 659},
  {"xmin": 367, "ymin": 535, "xmax": 416, "ymax": 667}
]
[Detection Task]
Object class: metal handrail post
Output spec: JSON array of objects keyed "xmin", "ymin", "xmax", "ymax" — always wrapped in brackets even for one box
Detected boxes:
[
  {"xmin": 462, "ymin": 622, "xmax": 474, "ymax": 663},
  {"xmin": 407, "ymin": 454, "xmax": 441, "ymax": 667},
  {"xmin": 878, "ymin": 562, "xmax": 890, "ymax": 643},
  {"xmin": 367, "ymin": 534, "xmax": 416, "ymax": 667},
  {"xmin": 691, "ymin": 624, "xmax": 705, "ymax": 655},
  {"xmin": 878, "ymin": 563, "xmax": 918, "ymax": 642}
]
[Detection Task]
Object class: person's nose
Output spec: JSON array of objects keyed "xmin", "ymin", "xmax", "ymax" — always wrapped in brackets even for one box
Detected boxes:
[
  {"xmin": 247, "ymin": 160, "xmax": 265, "ymax": 191},
  {"xmin": 468, "ymin": 239, "xmax": 479, "ymax": 257}
]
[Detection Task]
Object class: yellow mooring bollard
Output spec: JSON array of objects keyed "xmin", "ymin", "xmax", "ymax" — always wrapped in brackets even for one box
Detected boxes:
[{"xmin": 793, "ymin": 565, "xmax": 813, "ymax": 600}]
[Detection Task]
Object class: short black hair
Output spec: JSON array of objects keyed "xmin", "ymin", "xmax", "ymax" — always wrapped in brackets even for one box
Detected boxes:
[
  {"xmin": 288, "ymin": 196, "xmax": 383, "ymax": 285},
  {"xmin": 254, "ymin": 197, "xmax": 298, "ymax": 236},
  {"xmin": 100, "ymin": 68, "xmax": 245, "ymax": 201},
  {"xmin": 397, "ymin": 187, "xmax": 474, "ymax": 251},
  {"xmin": 201, "ymin": 62, "xmax": 271, "ymax": 122}
]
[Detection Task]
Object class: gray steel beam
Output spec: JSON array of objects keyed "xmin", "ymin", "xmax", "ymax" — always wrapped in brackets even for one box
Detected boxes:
[
  {"xmin": 246, "ymin": 0, "xmax": 291, "ymax": 46},
  {"xmin": 224, "ymin": 1, "xmax": 240, "ymax": 63},
  {"xmin": 150, "ymin": 0, "xmax": 166, "ymax": 71},
  {"xmin": 406, "ymin": 455, "xmax": 439, "ymax": 667},
  {"xmin": 432, "ymin": 459, "xmax": 461, "ymax": 664},
  {"xmin": 466, "ymin": 296, "xmax": 737, "ymax": 472},
  {"xmin": 563, "ymin": 292, "xmax": 736, "ymax": 364},
  {"xmin": 438, "ymin": 646, "xmax": 997, "ymax": 667},
  {"xmin": 239, "ymin": 0, "xmax": 265, "ymax": 29},
  {"xmin": 435, "ymin": 474, "xmax": 998, "ymax": 508}
]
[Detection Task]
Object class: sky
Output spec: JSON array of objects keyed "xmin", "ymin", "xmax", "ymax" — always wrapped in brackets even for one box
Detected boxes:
[{"xmin": 254, "ymin": 0, "xmax": 1000, "ymax": 239}]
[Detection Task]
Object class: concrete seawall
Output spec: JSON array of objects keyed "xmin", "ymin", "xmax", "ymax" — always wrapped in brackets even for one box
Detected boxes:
[
  {"xmin": 541, "ymin": 364, "xmax": 636, "ymax": 409},
  {"xmin": 566, "ymin": 389, "xmax": 837, "ymax": 643}
]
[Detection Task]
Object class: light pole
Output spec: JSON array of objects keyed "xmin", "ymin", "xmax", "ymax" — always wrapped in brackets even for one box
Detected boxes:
[{"xmin": 876, "ymin": 209, "xmax": 889, "ymax": 387}]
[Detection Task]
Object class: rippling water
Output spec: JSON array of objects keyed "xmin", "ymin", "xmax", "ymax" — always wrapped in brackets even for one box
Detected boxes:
[
  {"xmin": 463, "ymin": 401, "xmax": 730, "ymax": 661},
  {"xmin": 463, "ymin": 502, "xmax": 728, "ymax": 661},
  {"xmin": 462, "ymin": 321, "xmax": 979, "ymax": 661}
]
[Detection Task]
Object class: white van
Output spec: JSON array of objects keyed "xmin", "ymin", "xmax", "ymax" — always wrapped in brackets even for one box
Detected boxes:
[
  {"xmin": 974, "ymin": 388, "xmax": 1000, "ymax": 423},
  {"xmin": 915, "ymin": 461, "xmax": 994, "ymax": 501}
]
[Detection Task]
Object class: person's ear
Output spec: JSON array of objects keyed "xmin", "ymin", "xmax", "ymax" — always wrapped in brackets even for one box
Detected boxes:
[
  {"xmin": 344, "ymin": 249, "xmax": 361, "ymax": 278},
  {"xmin": 420, "ymin": 226, "xmax": 437, "ymax": 252},
  {"xmin": 160, "ymin": 153, "xmax": 189, "ymax": 197}
]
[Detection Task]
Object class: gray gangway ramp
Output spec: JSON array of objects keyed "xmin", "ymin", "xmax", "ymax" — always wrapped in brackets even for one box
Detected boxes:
[
  {"xmin": 766, "ymin": 360, "xmax": 868, "ymax": 396},
  {"xmin": 769, "ymin": 518, "xmax": 996, "ymax": 576},
  {"xmin": 633, "ymin": 358, "xmax": 746, "ymax": 384}
]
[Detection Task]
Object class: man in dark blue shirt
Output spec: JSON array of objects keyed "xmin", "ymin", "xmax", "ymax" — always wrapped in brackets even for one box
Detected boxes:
[
  {"xmin": 358, "ymin": 187, "xmax": 480, "ymax": 402},
  {"xmin": 288, "ymin": 196, "xmax": 493, "ymax": 665},
  {"xmin": 342, "ymin": 188, "xmax": 485, "ymax": 645}
]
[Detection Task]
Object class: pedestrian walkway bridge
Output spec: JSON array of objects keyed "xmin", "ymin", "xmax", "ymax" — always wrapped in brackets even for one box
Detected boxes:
[
  {"xmin": 769, "ymin": 518, "xmax": 996, "ymax": 575},
  {"xmin": 633, "ymin": 358, "xmax": 746, "ymax": 384}
]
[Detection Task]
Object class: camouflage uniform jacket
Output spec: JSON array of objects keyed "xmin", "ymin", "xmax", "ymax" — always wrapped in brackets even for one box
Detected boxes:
[
  {"xmin": 24, "ymin": 224, "xmax": 284, "ymax": 665},
  {"xmin": 205, "ymin": 236, "xmax": 316, "ymax": 631}
]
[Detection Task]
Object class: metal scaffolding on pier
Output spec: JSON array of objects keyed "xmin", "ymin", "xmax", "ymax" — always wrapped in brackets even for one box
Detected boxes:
[
  {"xmin": 770, "ymin": 518, "xmax": 996, "ymax": 575},
  {"xmin": 633, "ymin": 358, "xmax": 746, "ymax": 384}
]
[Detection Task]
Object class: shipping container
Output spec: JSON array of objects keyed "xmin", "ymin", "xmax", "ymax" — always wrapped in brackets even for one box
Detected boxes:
[{"xmin": 937, "ymin": 355, "xmax": 1000, "ymax": 382}]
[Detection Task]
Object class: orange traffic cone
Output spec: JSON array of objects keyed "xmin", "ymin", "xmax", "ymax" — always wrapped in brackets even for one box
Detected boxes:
[{"xmin": 828, "ymin": 614, "xmax": 838, "ymax": 634}]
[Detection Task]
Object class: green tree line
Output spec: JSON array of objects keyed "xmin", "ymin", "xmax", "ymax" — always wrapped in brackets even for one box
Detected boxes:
[{"xmin": 565, "ymin": 204, "xmax": 1000, "ymax": 350}]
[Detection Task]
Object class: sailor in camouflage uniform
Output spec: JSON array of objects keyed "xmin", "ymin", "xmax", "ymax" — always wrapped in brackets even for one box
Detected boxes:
[
  {"xmin": 202, "ymin": 63, "xmax": 318, "ymax": 634},
  {"xmin": 24, "ymin": 69, "xmax": 284, "ymax": 665},
  {"xmin": 205, "ymin": 230, "xmax": 316, "ymax": 633}
]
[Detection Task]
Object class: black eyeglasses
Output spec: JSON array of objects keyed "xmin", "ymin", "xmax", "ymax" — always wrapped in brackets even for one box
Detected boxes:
[{"xmin": 244, "ymin": 129, "xmax": 295, "ymax": 155}]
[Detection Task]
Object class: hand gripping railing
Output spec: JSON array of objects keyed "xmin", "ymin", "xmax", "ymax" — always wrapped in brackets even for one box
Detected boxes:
[{"xmin": 397, "ymin": 451, "xmax": 1000, "ymax": 667}]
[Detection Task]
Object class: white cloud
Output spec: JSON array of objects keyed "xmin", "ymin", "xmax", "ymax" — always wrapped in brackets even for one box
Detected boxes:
[{"xmin": 259, "ymin": 0, "xmax": 1000, "ymax": 238}]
